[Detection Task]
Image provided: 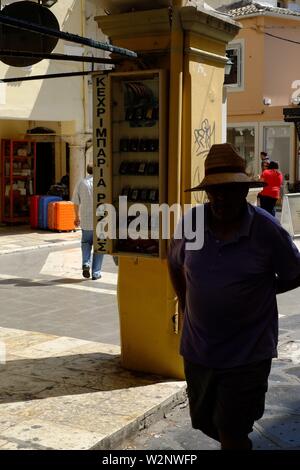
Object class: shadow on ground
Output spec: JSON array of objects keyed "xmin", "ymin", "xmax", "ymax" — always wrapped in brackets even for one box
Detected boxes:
[
  {"xmin": 0, "ymin": 353, "xmax": 175, "ymax": 404},
  {"xmin": 0, "ymin": 278, "xmax": 86, "ymax": 287}
]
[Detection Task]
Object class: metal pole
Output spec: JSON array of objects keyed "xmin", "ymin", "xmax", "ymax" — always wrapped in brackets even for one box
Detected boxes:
[
  {"xmin": 0, "ymin": 50, "xmax": 120, "ymax": 64},
  {"xmin": 0, "ymin": 71, "xmax": 92, "ymax": 83},
  {"xmin": 0, "ymin": 13, "xmax": 137, "ymax": 58}
]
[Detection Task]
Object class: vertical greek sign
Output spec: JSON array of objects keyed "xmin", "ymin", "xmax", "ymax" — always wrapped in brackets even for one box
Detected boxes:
[{"xmin": 93, "ymin": 73, "xmax": 111, "ymax": 253}]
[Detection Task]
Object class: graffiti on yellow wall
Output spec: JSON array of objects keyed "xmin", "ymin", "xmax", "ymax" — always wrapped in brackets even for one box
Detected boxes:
[
  {"xmin": 194, "ymin": 118, "xmax": 215, "ymax": 158},
  {"xmin": 192, "ymin": 118, "xmax": 215, "ymax": 203}
]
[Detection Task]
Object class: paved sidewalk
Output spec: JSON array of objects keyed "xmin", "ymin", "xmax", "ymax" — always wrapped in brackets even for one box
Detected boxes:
[
  {"xmin": 0, "ymin": 224, "xmax": 299, "ymax": 255},
  {"xmin": 0, "ymin": 326, "xmax": 185, "ymax": 450},
  {"xmin": 0, "ymin": 225, "xmax": 80, "ymax": 255},
  {"xmin": 0, "ymin": 231, "xmax": 185, "ymax": 450}
]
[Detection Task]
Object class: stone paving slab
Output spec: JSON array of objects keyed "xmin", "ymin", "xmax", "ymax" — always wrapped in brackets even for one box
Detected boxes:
[
  {"xmin": 255, "ymin": 415, "xmax": 300, "ymax": 449},
  {"xmin": 0, "ymin": 226, "xmax": 81, "ymax": 255},
  {"xmin": 0, "ymin": 225, "xmax": 299, "ymax": 256},
  {"xmin": 0, "ymin": 327, "xmax": 185, "ymax": 450}
]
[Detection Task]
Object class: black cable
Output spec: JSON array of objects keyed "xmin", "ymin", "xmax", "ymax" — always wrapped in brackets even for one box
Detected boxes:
[
  {"xmin": 0, "ymin": 13, "xmax": 137, "ymax": 57},
  {"xmin": 0, "ymin": 71, "xmax": 92, "ymax": 83},
  {"xmin": 264, "ymin": 31, "xmax": 300, "ymax": 45},
  {"xmin": 0, "ymin": 50, "xmax": 119, "ymax": 64}
]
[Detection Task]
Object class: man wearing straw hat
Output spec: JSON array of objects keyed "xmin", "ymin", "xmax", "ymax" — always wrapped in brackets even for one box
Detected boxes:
[{"xmin": 168, "ymin": 143, "xmax": 300, "ymax": 450}]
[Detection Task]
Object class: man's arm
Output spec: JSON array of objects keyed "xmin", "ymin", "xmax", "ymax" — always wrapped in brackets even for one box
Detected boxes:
[
  {"xmin": 72, "ymin": 182, "xmax": 81, "ymax": 227},
  {"xmin": 276, "ymin": 274, "xmax": 300, "ymax": 295},
  {"xmin": 167, "ymin": 258, "xmax": 186, "ymax": 312},
  {"xmin": 74, "ymin": 204, "xmax": 80, "ymax": 227},
  {"xmin": 270, "ymin": 219, "xmax": 300, "ymax": 295}
]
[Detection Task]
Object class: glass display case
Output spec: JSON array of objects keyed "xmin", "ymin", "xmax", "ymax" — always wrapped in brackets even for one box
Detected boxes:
[
  {"xmin": 94, "ymin": 70, "xmax": 167, "ymax": 258},
  {"xmin": 1, "ymin": 139, "xmax": 36, "ymax": 223}
]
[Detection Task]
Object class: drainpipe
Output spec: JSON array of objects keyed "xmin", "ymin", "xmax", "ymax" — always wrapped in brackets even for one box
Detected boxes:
[
  {"xmin": 81, "ymin": 0, "xmax": 88, "ymax": 134},
  {"xmin": 168, "ymin": 6, "xmax": 183, "ymax": 210},
  {"xmin": 167, "ymin": 6, "xmax": 184, "ymax": 334}
]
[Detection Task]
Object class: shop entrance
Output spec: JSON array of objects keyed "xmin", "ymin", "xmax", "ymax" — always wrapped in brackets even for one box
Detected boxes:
[{"xmin": 36, "ymin": 142, "xmax": 55, "ymax": 195}]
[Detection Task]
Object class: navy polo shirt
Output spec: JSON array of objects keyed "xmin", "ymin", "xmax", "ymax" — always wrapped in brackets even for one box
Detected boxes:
[{"xmin": 169, "ymin": 203, "xmax": 300, "ymax": 369}]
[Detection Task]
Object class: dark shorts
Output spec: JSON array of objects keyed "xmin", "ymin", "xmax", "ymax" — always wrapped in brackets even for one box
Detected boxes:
[{"xmin": 184, "ymin": 358, "xmax": 272, "ymax": 441}]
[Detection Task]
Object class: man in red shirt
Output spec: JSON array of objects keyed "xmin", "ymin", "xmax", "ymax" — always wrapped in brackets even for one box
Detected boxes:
[{"xmin": 258, "ymin": 161, "xmax": 283, "ymax": 216}]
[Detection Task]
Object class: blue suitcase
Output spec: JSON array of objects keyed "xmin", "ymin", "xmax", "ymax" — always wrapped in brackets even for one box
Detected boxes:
[{"xmin": 38, "ymin": 195, "xmax": 62, "ymax": 229}]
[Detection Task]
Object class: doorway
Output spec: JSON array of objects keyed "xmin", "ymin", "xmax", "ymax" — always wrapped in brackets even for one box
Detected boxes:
[{"xmin": 35, "ymin": 142, "xmax": 55, "ymax": 195}]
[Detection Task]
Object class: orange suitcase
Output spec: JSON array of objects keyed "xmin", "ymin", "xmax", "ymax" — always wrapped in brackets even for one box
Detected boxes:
[{"xmin": 47, "ymin": 201, "xmax": 76, "ymax": 231}]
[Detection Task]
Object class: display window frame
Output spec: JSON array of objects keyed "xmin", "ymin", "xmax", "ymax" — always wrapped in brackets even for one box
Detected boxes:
[
  {"xmin": 1, "ymin": 139, "xmax": 37, "ymax": 223},
  {"xmin": 93, "ymin": 69, "xmax": 167, "ymax": 259}
]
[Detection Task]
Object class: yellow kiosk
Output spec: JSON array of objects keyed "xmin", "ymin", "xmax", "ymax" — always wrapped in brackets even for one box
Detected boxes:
[{"xmin": 93, "ymin": 2, "xmax": 239, "ymax": 379}]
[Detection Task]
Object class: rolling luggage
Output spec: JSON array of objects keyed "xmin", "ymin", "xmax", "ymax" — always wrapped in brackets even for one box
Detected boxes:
[
  {"xmin": 38, "ymin": 195, "xmax": 62, "ymax": 229},
  {"xmin": 48, "ymin": 201, "xmax": 76, "ymax": 232},
  {"xmin": 47, "ymin": 201, "xmax": 56, "ymax": 230},
  {"xmin": 29, "ymin": 195, "xmax": 40, "ymax": 229}
]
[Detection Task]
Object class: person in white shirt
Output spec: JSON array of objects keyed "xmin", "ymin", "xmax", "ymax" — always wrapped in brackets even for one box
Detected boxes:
[
  {"xmin": 72, "ymin": 164, "xmax": 104, "ymax": 280},
  {"xmin": 260, "ymin": 151, "xmax": 270, "ymax": 171}
]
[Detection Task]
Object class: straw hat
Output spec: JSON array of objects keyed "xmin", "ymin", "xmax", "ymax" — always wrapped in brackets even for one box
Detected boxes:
[{"xmin": 186, "ymin": 143, "xmax": 265, "ymax": 192}]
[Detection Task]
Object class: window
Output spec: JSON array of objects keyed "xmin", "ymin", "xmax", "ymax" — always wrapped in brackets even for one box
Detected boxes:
[
  {"xmin": 263, "ymin": 126, "xmax": 291, "ymax": 180},
  {"xmin": 227, "ymin": 127, "xmax": 256, "ymax": 177},
  {"xmin": 224, "ymin": 43, "xmax": 243, "ymax": 88}
]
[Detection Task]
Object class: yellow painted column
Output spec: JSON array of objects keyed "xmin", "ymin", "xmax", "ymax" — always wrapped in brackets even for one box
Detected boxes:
[
  {"xmin": 95, "ymin": 5, "xmax": 239, "ymax": 379},
  {"xmin": 118, "ymin": 257, "xmax": 183, "ymax": 378}
]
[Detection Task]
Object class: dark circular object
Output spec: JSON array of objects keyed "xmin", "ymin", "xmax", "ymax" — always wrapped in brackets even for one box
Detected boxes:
[{"xmin": 0, "ymin": 1, "xmax": 60, "ymax": 67}]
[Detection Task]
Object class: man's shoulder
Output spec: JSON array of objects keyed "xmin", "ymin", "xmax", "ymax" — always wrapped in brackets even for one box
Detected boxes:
[{"xmin": 250, "ymin": 204, "xmax": 284, "ymax": 235}]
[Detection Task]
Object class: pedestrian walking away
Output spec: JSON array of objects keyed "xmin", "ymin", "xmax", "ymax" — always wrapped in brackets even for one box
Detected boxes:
[
  {"xmin": 258, "ymin": 161, "xmax": 283, "ymax": 217},
  {"xmin": 72, "ymin": 163, "xmax": 104, "ymax": 280},
  {"xmin": 168, "ymin": 143, "xmax": 300, "ymax": 450},
  {"xmin": 260, "ymin": 151, "xmax": 270, "ymax": 172}
]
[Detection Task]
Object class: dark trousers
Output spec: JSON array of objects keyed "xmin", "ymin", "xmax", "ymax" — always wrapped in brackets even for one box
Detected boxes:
[{"xmin": 258, "ymin": 195, "xmax": 277, "ymax": 217}]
